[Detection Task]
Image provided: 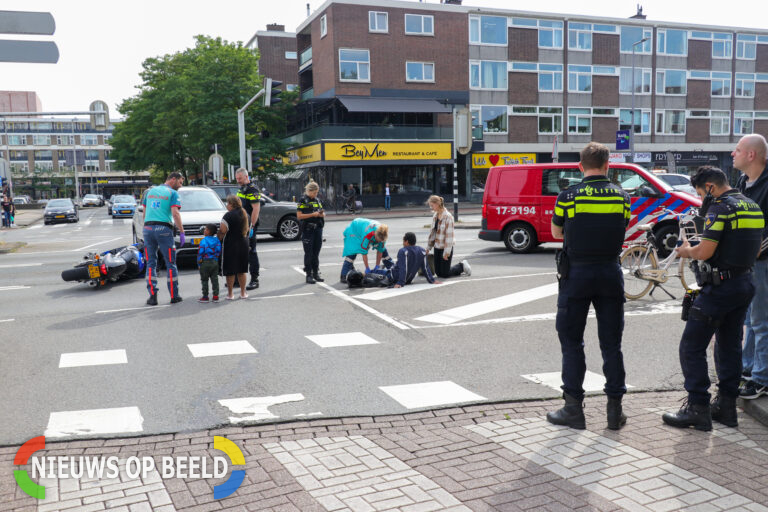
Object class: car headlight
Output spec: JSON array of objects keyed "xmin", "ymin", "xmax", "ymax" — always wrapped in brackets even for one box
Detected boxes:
[{"xmin": 66, "ymin": 209, "xmax": 75, "ymax": 214}]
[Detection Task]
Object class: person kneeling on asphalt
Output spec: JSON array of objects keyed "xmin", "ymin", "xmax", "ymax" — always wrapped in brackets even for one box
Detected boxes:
[
  {"xmin": 391, "ymin": 232, "xmax": 440, "ymax": 288},
  {"xmin": 426, "ymin": 195, "xmax": 471, "ymax": 278},
  {"xmin": 662, "ymin": 166, "xmax": 764, "ymax": 431},
  {"xmin": 340, "ymin": 218, "xmax": 392, "ymax": 283}
]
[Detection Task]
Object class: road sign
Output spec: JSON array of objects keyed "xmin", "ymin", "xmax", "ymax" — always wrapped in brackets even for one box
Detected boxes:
[
  {"xmin": 0, "ymin": 40, "xmax": 58, "ymax": 63},
  {"xmin": 455, "ymin": 108, "xmax": 472, "ymax": 155},
  {"xmin": 616, "ymin": 130, "xmax": 630, "ymax": 150},
  {"xmin": 0, "ymin": 10, "xmax": 55, "ymax": 35},
  {"xmin": 209, "ymin": 154, "xmax": 224, "ymax": 182}
]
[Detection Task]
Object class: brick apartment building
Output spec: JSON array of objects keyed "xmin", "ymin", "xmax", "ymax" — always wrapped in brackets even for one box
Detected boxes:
[
  {"xmin": 246, "ymin": 24, "xmax": 299, "ymax": 93},
  {"xmin": 251, "ymin": 0, "xmax": 768, "ymax": 204}
]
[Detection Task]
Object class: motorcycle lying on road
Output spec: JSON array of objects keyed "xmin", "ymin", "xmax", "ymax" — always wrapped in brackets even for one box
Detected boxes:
[{"xmin": 61, "ymin": 243, "xmax": 146, "ymax": 288}]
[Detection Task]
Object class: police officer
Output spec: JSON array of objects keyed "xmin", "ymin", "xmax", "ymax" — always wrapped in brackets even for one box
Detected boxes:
[
  {"xmin": 235, "ymin": 168, "xmax": 261, "ymax": 290},
  {"xmin": 662, "ymin": 166, "xmax": 764, "ymax": 431},
  {"xmin": 297, "ymin": 181, "xmax": 325, "ymax": 284},
  {"xmin": 548, "ymin": 142, "xmax": 631, "ymax": 430}
]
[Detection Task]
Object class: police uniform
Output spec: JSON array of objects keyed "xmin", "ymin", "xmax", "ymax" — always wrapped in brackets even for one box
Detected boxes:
[
  {"xmin": 297, "ymin": 194, "xmax": 324, "ymax": 279},
  {"xmin": 551, "ymin": 175, "xmax": 631, "ymax": 403},
  {"xmin": 237, "ymin": 182, "xmax": 261, "ymax": 284},
  {"xmin": 678, "ymin": 190, "xmax": 764, "ymax": 406}
]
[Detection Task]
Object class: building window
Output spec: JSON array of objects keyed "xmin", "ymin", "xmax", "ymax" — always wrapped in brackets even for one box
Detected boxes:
[
  {"xmin": 320, "ymin": 14, "xmax": 327, "ymax": 38},
  {"xmin": 406, "ymin": 61, "xmax": 434, "ymax": 82},
  {"xmin": 469, "ymin": 15, "xmax": 507, "ymax": 45},
  {"xmin": 656, "ymin": 69, "xmax": 687, "ymax": 95},
  {"xmin": 568, "ymin": 65, "xmax": 592, "ymax": 93},
  {"xmin": 286, "ymin": 84, "xmax": 297, "ymax": 91},
  {"xmin": 713, "ymin": 34, "xmax": 732, "ymax": 58},
  {"xmin": 8, "ymin": 135, "xmax": 25, "ymax": 145},
  {"xmin": 33, "ymin": 150, "xmax": 53, "ymax": 161},
  {"xmin": 56, "ymin": 135, "xmax": 74, "ymax": 145},
  {"xmin": 539, "ymin": 20, "xmax": 563, "ymax": 49},
  {"xmin": 339, "ymin": 49, "xmax": 370, "ymax": 82},
  {"xmin": 538, "ymin": 64, "xmax": 563, "ymax": 91},
  {"xmin": 709, "ymin": 111, "xmax": 730, "ymax": 135},
  {"xmin": 568, "ymin": 108, "xmax": 591, "ymax": 134},
  {"xmin": 469, "ymin": 60, "xmax": 507, "ymax": 90},
  {"xmin": 285, "ymin": 51, "xmax": 297, "ymax": 60},
  {"xmin": 620, "ymin": 26, "xmax": 652, "ymax": 53},
  {"xmin": 9, "ymin": 150, "xmax": 27, "ymax": 161},
  {"xmin": 619, "ymin": 109, "xmax": 651, "ymax": 134},
  {"xmin": 81, "ymin": 135, "xmax": 99, "ymax": 145},
  {"xmin": 736, "ymin": 73, "xmax": 756, "ymax": 97},
  {"xmin": 32, "ymin": 135, "xmax": 51, "ymax": 145},
  {"xmin": 471, "ymin": 105, "xmax": 508, "ymax": 134},
  {"xmin": 369, "ymin": 11, "xmax": 388, "ymax": 33},
  {"xmin": 655, "ymin": 110, "xmax": 686, "ymax": 135},
  {"xmin": 538, "ymin": 107, "xmax": 563, "ymax": 134},
  {"xmin": 737, "ymin": 35, "xmax": 757, "ymax": 59},
  {"xmin": 619, "ymin": 68, "xmax": 651, "ymax": 94},
  {"xmin": 734, "ymin": 111, "xmax": 754, "ymax": 134},
  {"xmin": 34, "ymin": 122, "xmax": 52, "ymax": 131},
  {"xmin": 711, "ymin": 72, "xmax": 731, "ymax": 97},
  {"xmin": 405, "ymin": 14, "xmax": 433, "ymax": 35},
  {"xmin": 657, "ymin": 29, "xmax": 687, "ymax": 55},
  {"xmin": 568, "ymin": 22, "xmax": 591, "ymax": 50}
]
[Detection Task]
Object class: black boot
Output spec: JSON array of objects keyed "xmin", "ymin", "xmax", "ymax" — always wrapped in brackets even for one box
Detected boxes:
[
  {"xmin": 662, "ymin": 400, "xmax": 712, "ymax": 431},
  {"xmin": 711, "ymin": 393, "xmax": 738, "ymax": 427},
  {"xmin": 146, "ymin": 294, "xmax": 158, "ymax": 306},
  {"xmin": 306, "ymin": 274, "xmax": 316, "ymax": 284},
  {"xmin": 246, "ymin": 277, "xmax": 259, "ymax": 290},
  {"xmin": 606, "ymin": 397, "xmax": 627, "ymax": 430},
  {"xmin": 546, "ymin": 393, "xmax": 585, "ymax": 429},
  {"xmin": 313, "ymin": 272, "xmax": 324, "ymax": 282}
]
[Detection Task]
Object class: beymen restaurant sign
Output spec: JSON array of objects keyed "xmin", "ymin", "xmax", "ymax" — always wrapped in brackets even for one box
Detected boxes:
[
  {"xmin": 472, "ymin": 153, "xmax": 536, "ymax": 168},
  {"xmin": 325, "ymin": 142, "xmax": 453, "ymax": 162}
]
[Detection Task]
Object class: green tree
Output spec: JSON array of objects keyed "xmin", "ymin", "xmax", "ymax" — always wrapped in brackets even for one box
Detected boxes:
[{"xmin": 110, "ymin": 35, "xmax": 295, "ymax": 182}]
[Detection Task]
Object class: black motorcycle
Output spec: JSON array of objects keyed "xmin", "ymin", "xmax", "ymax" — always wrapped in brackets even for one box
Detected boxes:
[{"xmin": 61, "ymin": 243, "xmax": 146, "ymax": 288}]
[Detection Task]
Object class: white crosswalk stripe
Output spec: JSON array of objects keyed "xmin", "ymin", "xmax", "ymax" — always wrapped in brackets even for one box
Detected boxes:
[
  {"xmin": 522, "ymin": 371, "xmax": 635, "ymax": 393},
  {"xmin": 59, "ymin": 349, "xmax": 127, "ymax": 368},
  {"xmin": 380, "ymin": 381, "xmax": 485, "ymax": 409},
  {"xmin": 45, "ymin": 406, "xmax": 144, "ymax": 438},
  {"xmin": 306, "ymin": 332, "xmax": 380, "ymax": 348},
  {"xmin": 187, "ymin": 340, "xmax": 257, "ymax": 358}
]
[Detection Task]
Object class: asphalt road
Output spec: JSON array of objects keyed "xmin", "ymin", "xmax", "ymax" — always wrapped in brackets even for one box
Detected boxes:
[{"xmin": 0, "ymin": 207, "xmax": 700, "ymax": 445}]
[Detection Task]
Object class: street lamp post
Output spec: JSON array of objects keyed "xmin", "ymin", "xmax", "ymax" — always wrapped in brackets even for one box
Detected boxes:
[{"xmin": 630, "ymin": 37, "xmax": 649, "ymax": 164}]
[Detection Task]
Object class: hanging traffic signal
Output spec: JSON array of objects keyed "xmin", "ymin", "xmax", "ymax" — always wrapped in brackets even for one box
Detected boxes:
[{"xmin": 264, "ymin": 78, "xmax": 283, "ymax": 107}]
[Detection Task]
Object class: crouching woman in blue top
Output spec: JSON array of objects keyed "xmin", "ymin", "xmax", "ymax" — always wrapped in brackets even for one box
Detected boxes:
[{"xmin": 340, "ymin": 218, "xmax": 392, "ymax": 283}]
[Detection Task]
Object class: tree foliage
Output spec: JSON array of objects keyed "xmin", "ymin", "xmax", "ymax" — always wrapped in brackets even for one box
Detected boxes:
[{"xmin": 110, "ymin": 35, "xmax": 296, "ymax": 182}]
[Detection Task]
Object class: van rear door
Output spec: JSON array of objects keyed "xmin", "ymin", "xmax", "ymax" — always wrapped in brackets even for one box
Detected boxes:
[{"xmin": 539, "ymin": 167, "xmax": 582, "ymax": 242}]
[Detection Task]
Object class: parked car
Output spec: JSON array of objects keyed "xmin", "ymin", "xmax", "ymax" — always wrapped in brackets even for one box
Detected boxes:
[
  {"xmin": 206, "ymin": 184, "xmax": 300, "ymax": 241},
  {"xmin": 105, "ymin": 195, "xmax": 117, "ymax": 215},
  {"xmin": 44, "ymin": 198, "xmax": 79, "ymax": 224},
  {"xmin": 111, "ymin": 195, "xmax": 137, "ymax": 218},
  {"xmin": 36, "ymin": 199, "xmax": 49, "ymax": 206},
  {"xmin": 12, "ymin": 196, "xmax": 30, "ymax": 205},
  {"xmin": 133, "ymin": 186, "xmax": 228, "ymax": 258},
  {"xmin": 82, "ymin": 194, "xmax": 103, "ymax": 207},
  {"xmin": 479, "ymin": 163, "xmax": 702, "ymax": 257},
  {"xmin": 655, "ymin": 173, "xmax": 698, "ymax": 197}
]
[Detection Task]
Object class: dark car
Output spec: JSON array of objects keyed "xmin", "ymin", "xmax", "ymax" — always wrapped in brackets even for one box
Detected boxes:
[
  {"xmin": 44, "ymin": 198, "xmax": 79, "ymax": 224},
  {"xmin": 206, "ymin": 184, "xmax": 300, "ymax": 241}
]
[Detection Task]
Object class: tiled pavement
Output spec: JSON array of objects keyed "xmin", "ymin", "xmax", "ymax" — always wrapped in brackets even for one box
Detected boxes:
[{"xmin": 4, "ymin": 391, "xmax": 768, "ymax": 512}]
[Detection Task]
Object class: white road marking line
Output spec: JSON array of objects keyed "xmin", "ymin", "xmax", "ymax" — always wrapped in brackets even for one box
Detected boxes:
[
  {"xmin": 101, "ymin": 219, "xmax": 128, "ymax": 225},
  {"xmin": 380, "ymin": 381, "xmax": 486, "ymax": 409},
  {"xmin": 187, "ymin": 340, "xmax": 257, "ymax": 358},
  {"xmin": 305, "ymin": 332, "xmax": 380, "ymax": 348},
  {"xmin": 521, "ymin": 370, "xmax": 634, "ymax": 393},
  {"xmin": 0, "ymin": 263, "xmax": 43, "ymax": 269},
  {"xmin": 45, "ymin": 406, "xmax": 144, "ymax": 438},
  {"xmin": 59, "ymin": 349, "xmax": 128, "ymax": 368},
  {"xmin": 0, "ymin": 318, "xmax": 14, "ymax": 323},
  {"xmin": 218, "ymin": 394, "xmax": 305, "ymax": 423},
  {"xmin": 27, "ymin": 224, "xmax": 42, "ymax": 230},
  {"xmin": 292, "ymin": 412, "xmax": 323, "ymax": 418},
  {"xmin": 292, "ymin": 265, "xmax": 410, "ymax": 330},
  {"xmin": 74, "ymin": 237, "xmax": 122, "ymax": 251},
  {"xmin": 467, "ymin": 417, "xmax": 765, "ymax": 512},
  {"xmin": 0, "ymin": 285, "xmax": 30, "ymax": 291},
  {"xmin": 83, "ymin": 219, "xmax": 92, "ymax": 226},
  {"xmin": 96, "ymin": 305, "xmax": 171, "ymax": 314},
  {"xmin": 247, "ymin": 292, "xmax": 314, "ymax": 300},
  {"xmin": 357, "ymin": 282, "xmax": 453, "ymax": 300},
  {"xmin": 416, "ymin": 282, "xmax": 559, "ymax": 325}
]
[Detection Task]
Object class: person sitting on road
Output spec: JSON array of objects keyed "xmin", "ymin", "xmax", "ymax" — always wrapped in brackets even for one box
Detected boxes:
[
  {"xmin": 197, "ymin": 223, "xmax": 221, "ymax": 303},
  {"xmin": 391, "ymin": 232, "xmax": 439, "ymax": 288},
  {"xmin": 340, "ymin": 217, "xmax": 392, "ymax": 283}
]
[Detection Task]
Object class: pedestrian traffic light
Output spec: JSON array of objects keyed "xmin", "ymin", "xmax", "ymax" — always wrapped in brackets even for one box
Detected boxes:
[{"xmin": 264, "ymin": 78, "xmax": 283, "ymax": 107}]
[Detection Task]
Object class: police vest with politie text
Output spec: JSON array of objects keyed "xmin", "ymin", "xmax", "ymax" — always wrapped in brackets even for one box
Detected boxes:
[
  {"xmin": 237, "ymin": 183, "xmax": 261, "ymax": 224},
  {"xmin": 297, "ymin": 195, "xmax": 324, "ymax": 229}
]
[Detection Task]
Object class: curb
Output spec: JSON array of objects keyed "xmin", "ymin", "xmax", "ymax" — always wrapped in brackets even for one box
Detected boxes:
[{"xmin": 739, "ymin": 395, "xmax": 768, "ymax": 427}]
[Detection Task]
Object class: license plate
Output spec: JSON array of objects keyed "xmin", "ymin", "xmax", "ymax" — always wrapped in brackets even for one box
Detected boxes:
[
  {"xmin": 88, "ymin": 265, "xmax": 101, "ymax": 278},
  {"xmin": 55, "ymin": 215, "xmax": 65, "ymax": 218},
  {"xmin": 121, "ymin": 210, "xmax": 131, "ymax": 214},
  {"xmin": 193, "ymin": 238, "xmax": 202, "ymax": 245}
]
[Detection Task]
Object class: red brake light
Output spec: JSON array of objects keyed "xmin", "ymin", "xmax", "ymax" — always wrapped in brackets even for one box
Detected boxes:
[
  {"xmin": 482, "ymin": 203, "xmax": 487, "ymax": 218},
  {"xmin": 100, "ymin": 264, "xmax": 107, "ymax": 275}
]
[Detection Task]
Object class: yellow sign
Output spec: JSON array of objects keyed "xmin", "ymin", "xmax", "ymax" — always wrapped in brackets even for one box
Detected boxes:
[
  {"xmin": 325, "ymin": 142, "xmax": 452, "ymax": 161},
  {"xmin": 97, "ymin": 179, "xmax": 109, "ymax": 184},
  {"xmin": 284, "ymin": 144, "xmax": 322, "ymax": 165},
  {"xmin": 472, "ymin": 153, "xmax": 537, "ymax": 168}
]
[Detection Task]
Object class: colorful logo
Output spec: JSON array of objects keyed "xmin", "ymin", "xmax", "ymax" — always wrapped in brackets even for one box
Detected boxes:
[
  {"xmin": 213, "ymin": 436, "xmax": 245, "ymax": 499},
  {"xmin": 14, "ymin": 436, "xmax": 46, "ymax": 499}
]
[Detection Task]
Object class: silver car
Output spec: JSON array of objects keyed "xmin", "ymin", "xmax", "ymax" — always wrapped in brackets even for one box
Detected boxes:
[{"xmin": 206, "ymin": 185, "xmax": 299, "ymax": 241}]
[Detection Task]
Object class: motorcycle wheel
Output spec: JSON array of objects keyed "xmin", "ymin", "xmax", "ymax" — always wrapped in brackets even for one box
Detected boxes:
[{"xmin": 61, "ymin": 266, "xmax": 91, "ymax": 282}]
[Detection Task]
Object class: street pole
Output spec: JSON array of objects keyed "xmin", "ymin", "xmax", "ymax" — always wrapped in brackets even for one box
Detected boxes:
[
  {"xmin": 3, "ymin": 120, "xmax": 12, "ymax": 197},
  {"xmin": 452, "ymin": 107, "xmax": 459, "ymax": 222},
  {"xmin": 238, "ymin": 88, "xmax": 266, "ymax": 169},
  {"xmin": 72, "ymin": 117, "xmax": 80, "ymax": 203},
  {"xmin": 629, "ymin": 37, "xmax": 649, "ymax": 165}
]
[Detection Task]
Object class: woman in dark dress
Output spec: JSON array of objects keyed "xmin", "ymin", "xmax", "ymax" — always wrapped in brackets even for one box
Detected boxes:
[{"xmin": 219, "ymin": 195, "xmax": 250, "ymax": 300}]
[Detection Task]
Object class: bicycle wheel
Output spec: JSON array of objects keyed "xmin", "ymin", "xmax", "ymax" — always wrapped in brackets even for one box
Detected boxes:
[
  {"xmin": 678, "ymin": 257, "xmax": 700, "ymax": 292},
  {"xmin": 620, "ymin": 245, "xmax": 658, "ymax": 299}
]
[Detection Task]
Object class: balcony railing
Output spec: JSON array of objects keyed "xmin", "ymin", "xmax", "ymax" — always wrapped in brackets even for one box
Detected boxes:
[
  {"xmin": 299, "ymin": 47, "xmax": 312, "ymax": 67},
  {"xmin": 284, "ymin": 124, "xmax": 454, "ymax": 146},
  {"xmin": 301, "ymin": 88, "xmax": 314, "ymax": 101}
]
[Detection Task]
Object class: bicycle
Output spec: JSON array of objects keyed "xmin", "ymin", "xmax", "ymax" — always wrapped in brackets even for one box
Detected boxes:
[
  {"xmin": 619, "ymin": 208, "xmax": 701, "ymax": 300},
  {"xmin": 334, "ymin": 196, "xmax": 364, "ymax": 215}
]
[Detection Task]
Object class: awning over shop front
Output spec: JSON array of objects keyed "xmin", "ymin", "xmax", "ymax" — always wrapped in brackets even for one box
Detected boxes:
[{"xmin": 337, "ymin": 96, "xmax": 453, "ymax": 113}]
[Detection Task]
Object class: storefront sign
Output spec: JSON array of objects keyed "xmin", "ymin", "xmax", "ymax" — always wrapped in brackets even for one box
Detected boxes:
[
  {"xmin": 609, "ymin": 153, "xmax": 626, "ymax": 163},
  {"xmin": 325, "ymin": 142, "xmax": 452, "ymax": 161},
  {"xmin": 284, "ymin": 144, "xmax": 322, "ymax": 165},
  {"xmin": 653, "ymin": 152, "xmax": 718, "ymax": 165},
  {"xmin": 471, "ymin": 153, "xmax": 536, "ymax": 168}
]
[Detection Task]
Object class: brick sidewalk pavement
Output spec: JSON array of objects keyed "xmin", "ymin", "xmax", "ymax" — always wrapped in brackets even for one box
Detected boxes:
[{"xmin": 3, "ymin": 391, "xmax": 768, "ymax": 512}]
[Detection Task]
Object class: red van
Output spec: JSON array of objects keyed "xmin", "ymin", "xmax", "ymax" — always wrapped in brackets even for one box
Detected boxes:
[{"xmin": 479, "ymin": 163, "xmax": 701, "ymax": 255}]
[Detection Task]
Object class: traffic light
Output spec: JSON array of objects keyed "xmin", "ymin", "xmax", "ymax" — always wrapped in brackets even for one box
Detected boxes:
[{"xmin": 264, "ymin": 78, "xmax": 283, "ymax": 107}]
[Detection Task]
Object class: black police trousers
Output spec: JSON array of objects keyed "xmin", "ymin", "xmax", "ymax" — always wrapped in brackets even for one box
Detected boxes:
[
  {"xmin": 248, "ymin": 233, "xmax": 259, "ymax": 279},
  {"xmin": 302, "ymin": 225, "xmax": 323, "ymax": 275},
  {"xmin": 680, "ymin": 275, "xmax": 754, "ymax": 405},
  {"xmin": 556, "ymin": 261, "xmax": 626, "ymax": 401}
]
